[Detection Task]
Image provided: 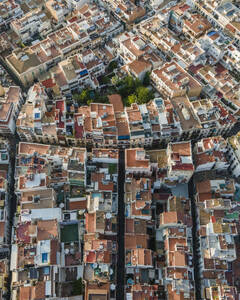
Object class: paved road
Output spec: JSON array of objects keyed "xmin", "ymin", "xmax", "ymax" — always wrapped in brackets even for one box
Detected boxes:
[{"xmin": 116, "ymin": 150, "xmax": 125, "ymax": 300}]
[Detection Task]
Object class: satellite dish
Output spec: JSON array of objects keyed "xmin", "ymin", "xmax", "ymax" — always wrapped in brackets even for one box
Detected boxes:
[
  {"xmin": 110, "ymin": 284, "xmax": 115, "ymax": 290},
  {"xmin": 106, "ymin": 213, "xmax": 112, "ymax": 219}
]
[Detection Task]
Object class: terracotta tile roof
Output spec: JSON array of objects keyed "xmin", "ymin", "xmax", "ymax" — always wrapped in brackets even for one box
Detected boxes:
[
  {"xmin": 85, "ymin": 212, "xmax": 96, "ymax": 233},
  {"xmin": 69, "ymin": 200, "xmax": 87, "ymax": 210},
  {"xmin": 196, "ymin": 180, "xmax": 211, "ymax": 195},
  {"xmin": 0, "ymin": 221, "xmax": 4, "ymax": 238},
  {"xmin": 16, "ymin": 222, "xmax": 31, "ymax": 243},
  {"xmin": 128, "ymin": 59, "xmax": 151, "ymax": 75},
  {"xmin": 171, "ymin": 141, "xmax": 191, "ymax": 156},
  {"xmin": 19, "ymin": 281, "xmax": 45, "ymax": 300},
  {"xmin": 160, "ymin": 211, "xmax": 192, "ymax": 227},
  {"xmin": 126, "ymin": 149, "xmax": 149, "ymax": 169},
  {"xmin": 37, "ymin": 219, "xmax": 58, "ymax": 241},
  {"xmin": 50, "ymin": 240, "xmax": 59, "ymax": 265},
  {"xmin": 125, "ymin": 234, "xmax": 148, "ymax": 249},
  {"xmin": 108, "ymin": 94, "xmax": 124, "ymax": 113}
]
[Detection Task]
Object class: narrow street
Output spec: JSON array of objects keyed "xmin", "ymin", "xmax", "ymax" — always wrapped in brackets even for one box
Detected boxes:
[
  {"xmin": 116, "ymin": 150, "xmax": 125, "ymax": 300},
  {"xmin": 4, "ymin": 136, "xmax": 17, "ymax": 300},
  {"xmin": 189, "ymin": 177, "xmax": 201, "ymax": 300}
]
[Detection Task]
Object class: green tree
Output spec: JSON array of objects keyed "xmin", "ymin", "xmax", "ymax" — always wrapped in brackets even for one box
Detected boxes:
[
  {"xmin": 118, "ymin": 75, "xmax": 141, "ymax": 98},
  {"xmin": 143, "ymin": 71, "xmax": 151, "ymax": 86},
  {"xmin": 111, "ymin": 75, "xmax": 119, "ymax": 86},
  {"xmin": 79, "ymin": 89, "xmax": 89, "ymax": 102},
  {"xmin": 73, "ymin": 89, "xmax": 90, "ymax": 105},
  {"xmin": 108, "ymin": 60, "xmax": 118, "ymax": 72},
  {"xmin": 18, "ymin": 42, "xmax": 26, "ymax": 48},
  {"xmin": 127, "ymin": 94, "xmax": 137, "ymax": 106},
  {"xmin": 73, "ymin": 94, "xmax": 81, "ymax": 102},
  {"xmin": 136, "ymin": 86, "xmax": 154, "ymax": 104},
  {"xmin": 72, "ymin": 278, "xmax": 84, "ymax": 295},
  {"xmin": 87, "ymin": 99, "xmax": 92, "ymax": 106},
  {"xmin": 124, "ymin": 75, "xmax": 135, "ymax": 94}
]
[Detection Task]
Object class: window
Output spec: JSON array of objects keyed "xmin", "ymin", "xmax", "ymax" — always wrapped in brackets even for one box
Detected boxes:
[{"xmin": 34, "ymin": 113, "xmax": 40, "ymax": 119}]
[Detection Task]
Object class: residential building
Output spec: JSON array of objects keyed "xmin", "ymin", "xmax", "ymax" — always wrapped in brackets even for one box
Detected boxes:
[
  {"xmin": 41, "ymin": 50, "xmax": 105, "ymax": 94},
  {"xmin": 194, "ymin": 136, "xmax": 229, "ymax": 173},
  {"xmin": 12, "ymin": 141, "xmax": 87, "ymax": 299},
  {"xmin": 227, "ymin": 133, "xmax": 240, "ymax": 177},
  {"xmin": 165, "ymin": 141, "xmax": 194, "ymax": 185},
  {"xmin": 157, "ymin": 195, "xmax": 195, "ymax": 299},
  {"xmin": 192, "ymin": 0, "xmax": 240, "ymax": 46},
  {"xmin": 10, "ymin": 8, "xmax": 51, "ymax": 42},
  {"xmin": 0, "ymin": 85, "xmax": 23, "ymax": 135},
  {"xmin": 0, "ymin": 0, "xmax": 23, "ymax": 29},
  {"xmin": 151, "ymin": 61, "xmax": 202, "ymax": 98},
  {"xmin": 195, "ymin": 178, "xmax": 239, "ymax": 298},
  {"xmin": 125, "ymin": 148, "xmax": 150, "ymax": 176},
  {"xmin": 45, "ymin": 0, "xmax": 70, "ymax": 23},
  {"xmin": 103, "ymin": 0, "xmax": 146, "ymax": 23}
]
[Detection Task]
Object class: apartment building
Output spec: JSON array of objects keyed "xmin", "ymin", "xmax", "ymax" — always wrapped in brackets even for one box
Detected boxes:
[
  {"xmin": 125, "ymin": 103, "xmax": 146, "ymax": 147},
  {"xmin": 11, "ymin": 141, "xmax": 87, "ymax": 299},
  {"xmin": 103, "ymin": 0, "xmax": 146, "ymax": 23},
  {"xmin": 227, "ymin": 133, "xmax": 240, "ymax": 178},
  {"xmin": 164, "ymin": 141, "xmax": 194, "ymax": 186},
  {"xmin": 41, "ymin": 50, "xmax": 105, "ymax": 95},
  {"xmin": 192, "ymin": 0, "xmax": 240, "ymax": 46},
  {"xmin": 125, "ymin": 148, "xmax": 151, "ymax": 176},
  {"xmin": 190, "ymin": 63, "xmax": 240, "ymax": 117},
  {"xmin": 157, "ymin": 195, "xmax": 195, "ymax": 299},
  {"xmin": 0, "ymin": 85, "xmax": 24, "ymax": 135},
  {"xmin": 45, "ymin": 0, "xmax": 70, "ymax": 23},
  {"xmin": 139, "ymin": 18, "xmax": 180, "ymax": 55},
  {"xmin": 10, "ymin": 8, "xmax": 52, "ymax": 42},
  {"xmin": 67, "ymin": 0, "xmax": 89, "ymax": 10},
  {"xmin": 116, "ymin": 33, "xmax": 162, "ymax": 80},
  {"xmin": 108, "ymin": 94, "xmax": 130, "ymax": 147},
  {"xmin": 0, "ymin": 0, "xmax": 23, "ymax": 29},
  {"xmin": 6, "ymin": 6, "xmax": 122, "ymax": 87},
  {"xmin": 151, "ymin": 61, "xmax": 202, "ymax": 98},
  {"xmin": 124, "ymin": 146, "xmax": 160, "ymax": 298},
  {"xmin": 147, "ymin": 141, "xmax": 194, "ymax": 187},
  {"xmin": 172, "ymin": 41, "xmax": 207, "ymax": 68},
  {"xmin": 194, "ymin": 136, "xmax": 229, "ymax": 172},
  {"xmin": 84, "ymin": 148, "xmax": 118, "ymax": 298},
  {"xmin": 191, "ymin": 98, "xmax": 236, "ymax": 138},
  {"xmin": 5, "ymin": 41, "xmax": 61, "ymax": 87},
  {"xmin": 195, "ymin": 178, "xmax": 239, "ymax": 298}
]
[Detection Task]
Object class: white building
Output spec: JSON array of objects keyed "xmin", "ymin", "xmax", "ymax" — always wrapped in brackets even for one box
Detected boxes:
[
  {"xmin": 227, "ymin": 133, "xmax": 240, "ymax": 177},
  {"xmin": 0, "ymin": 86, "xmax": 23, "ymax": 135},
  {"xmin": 194, "ymin": 136, "xmax": 229, "ymax": 172},
  {"xmin": 11, "ymin": 9, "xmax": 51, "ymax": 42}
]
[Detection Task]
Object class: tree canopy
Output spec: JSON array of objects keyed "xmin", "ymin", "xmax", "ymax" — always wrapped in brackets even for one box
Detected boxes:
[
  {"xmin": 143, "ymin": 71, "xmax": 151, "ymax": 86},
  {"xmin": 72, "ymin": 278, "xmax": 84, "ymax": 295},
  {"xmin": 127, "ymin": 94, "xmax": 138, "ymax": 105},
  {"xmin": 124, "ymin": 82, "xmax": 154, "ymax": 106},
  {"xmin": 107, "ymin": 60, "xmax": 118, "ymax": 73}
]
